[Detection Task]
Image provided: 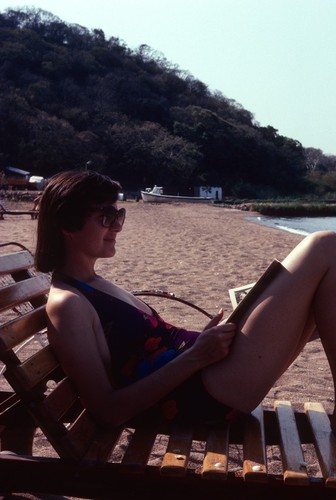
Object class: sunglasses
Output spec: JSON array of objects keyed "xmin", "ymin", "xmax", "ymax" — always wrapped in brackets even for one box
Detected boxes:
[{"xmin": 91, "ymin": 206, "xmax": 126, "ymax": 228}]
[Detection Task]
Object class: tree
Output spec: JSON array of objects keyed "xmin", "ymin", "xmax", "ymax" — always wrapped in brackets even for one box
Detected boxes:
[
  {"xmin": 104, "ymin": 121, "xmax": 201, "ymax": 189},
  {"xmin": 0, "ymin": 7, "xmax": 324, "ymax": 195}
]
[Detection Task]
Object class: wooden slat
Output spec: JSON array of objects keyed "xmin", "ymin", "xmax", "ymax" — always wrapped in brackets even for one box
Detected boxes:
[
  {"xmin": 161, "ymin": 425, "xmax": 193, "ymax": 476},
  {"xmin": 275, "ymin": 400, "xmax": 309, "ymax": 485},
  {"xmin": 87, "ymin": 426, "xmax": 124, "ymax": 463},
  {"xmin": 243, "ymin": 405, "xmax": 268, "ymax": 482},
  {"xmin": 7, "ymin": 345, "xmax": 58, "ymax": 391},
  {"xmin": 0, "ymin": 275, "xmax": 50, "ymax": 313},
  {"xmin": 69, "ymin": 411, "xmax": 123, "ymax": 462},
  {"xmin": 202, "ymin": 425, "xmax": 229, "ymax": 479},
  {"xmin": 0, "ymin": 251, "xmax": 33, "ymax": 275},
  {"xmin": 41, "ymin": 378, "xmax": 79, "ymax": 422},
  {"xmin": 0, "ymin": 210, "xmax": 37, "ymax": 216},
  {"xmin": 55, "ymin": 410, "xmax": 99, "ymax": 460},
  {"xmin": 0, "ymin": 306, "xmax": 47, "ymax": 351},
  {"xmin": 305, "ymin": 402, "xmax": 336, "ymax": 487},
  {"xmin": 121, "ymin": 426, "xmax": 158, "ymax": 473}
]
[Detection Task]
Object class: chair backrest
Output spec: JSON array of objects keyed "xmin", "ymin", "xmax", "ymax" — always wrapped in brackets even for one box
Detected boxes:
[{"xmin": 0, "ymin": 244, "xmax": 115, "ymax": 461}]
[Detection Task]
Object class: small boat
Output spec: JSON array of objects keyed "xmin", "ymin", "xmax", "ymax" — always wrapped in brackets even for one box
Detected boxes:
[{"xmin": 141, "ymin": 186, "xmax": 214, "ymax": 204}]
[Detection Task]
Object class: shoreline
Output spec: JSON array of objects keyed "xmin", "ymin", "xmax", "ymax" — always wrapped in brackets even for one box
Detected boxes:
[{"xmin": 248, "ymin": 213, "xmax": 336, "ymax": 236}]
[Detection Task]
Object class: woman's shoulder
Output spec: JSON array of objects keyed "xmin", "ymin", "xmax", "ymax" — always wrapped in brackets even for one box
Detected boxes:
[
  {"xmin": 47, "ymin": 283, "xmax": 93, "ymax": 318},
  {"xmin": 46, "ymin": 285, "xmax": 103, "ymax": 345}
]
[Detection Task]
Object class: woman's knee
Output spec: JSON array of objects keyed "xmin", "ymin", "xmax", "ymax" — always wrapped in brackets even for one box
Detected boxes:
[
  {"xmin": 307, "ymin": 230, "xmax": 336, "ymax": 260},
  {"xmin": 283, "ymin": 230, "xmax": 336, "ymax": 275},
  {"xmin": 306, "ymin": 231, "xmax": 336, "ymax": 251}
]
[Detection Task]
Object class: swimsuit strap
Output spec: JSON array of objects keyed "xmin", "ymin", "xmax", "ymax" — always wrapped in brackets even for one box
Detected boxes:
[
  {"xmin": 52, "ymin": 271, "xmax": 97, "ymax": 293},
  {"xmin": 52, "ymin": 271, "xmax": 161, "ymax": 319}
]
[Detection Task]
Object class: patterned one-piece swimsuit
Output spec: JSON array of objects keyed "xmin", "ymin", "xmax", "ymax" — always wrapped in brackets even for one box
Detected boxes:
[{"xmin": 54, "ymin": 273, "xmax": 238, "ymax": 424}]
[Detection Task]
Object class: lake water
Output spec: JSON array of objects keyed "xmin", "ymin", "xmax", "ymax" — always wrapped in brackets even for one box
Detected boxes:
[{"xmin": 247, "ymin": 215, "xmax": 336, "ymax": 236}]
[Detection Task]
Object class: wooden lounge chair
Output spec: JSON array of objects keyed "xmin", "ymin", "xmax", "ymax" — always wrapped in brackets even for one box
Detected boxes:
[
  {"xmin": 0, "ymin": 242, "xmax": 336, "ymax": 499},
  {"xmin": 0, "ymin": 203, "xmax": 38, "ymax": 220}
]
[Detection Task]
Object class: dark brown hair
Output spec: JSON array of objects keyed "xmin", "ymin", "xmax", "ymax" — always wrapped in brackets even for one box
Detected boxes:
[{"xmin": 35, "ymin": 170, "xmax": 121, "ymax": 272}]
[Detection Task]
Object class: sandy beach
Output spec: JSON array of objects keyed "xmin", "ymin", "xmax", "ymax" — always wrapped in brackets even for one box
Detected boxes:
[
  {"xmin": 2, "ymin": 200, "xmax": 332, "ymax": 409},
  {"xmin": 0, "ymin": 200, "xmax": 333, "ymax": 497}
]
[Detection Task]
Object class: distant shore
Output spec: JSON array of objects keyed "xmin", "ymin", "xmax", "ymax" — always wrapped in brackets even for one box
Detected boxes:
[{"xmin": 3, "ymin": 190, "xmax": 336, "ymax": 216}]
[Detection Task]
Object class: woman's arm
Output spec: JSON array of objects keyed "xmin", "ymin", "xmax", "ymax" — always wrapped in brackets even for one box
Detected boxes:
[{"xmin": 47, "ymin": 291, "xmax": 235, "ymax": 427}]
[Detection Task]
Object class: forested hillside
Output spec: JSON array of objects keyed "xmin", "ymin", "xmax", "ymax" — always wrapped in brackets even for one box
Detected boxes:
[{"xmin": 1, "ymin": 7, "xmax": 335, "ymax": 197}]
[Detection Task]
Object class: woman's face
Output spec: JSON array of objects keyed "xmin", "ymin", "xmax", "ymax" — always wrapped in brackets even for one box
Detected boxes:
[{"xmin": 63, "ymin": 203, "xmax": 125, "ymax": 260}]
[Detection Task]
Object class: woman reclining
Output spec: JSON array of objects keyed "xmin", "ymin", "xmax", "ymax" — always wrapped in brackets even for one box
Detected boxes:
[{"xmin": 35, "ymin": 170, "xmax": 336, "ymax": 429}]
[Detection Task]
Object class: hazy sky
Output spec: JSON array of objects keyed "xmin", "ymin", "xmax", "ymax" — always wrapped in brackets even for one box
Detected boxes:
[{"xmin": 1, "ymin": 0, "xmax": 336, "ymax": 155}]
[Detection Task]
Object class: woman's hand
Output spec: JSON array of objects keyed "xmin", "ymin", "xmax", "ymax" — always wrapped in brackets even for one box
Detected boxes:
[
  {"xmin": 202, "ymin": 308, "xmax": 225, "ymax": 332},
  {"xmin": 188, "ymin": 309, "xmax": 236, "ymax": 369}
]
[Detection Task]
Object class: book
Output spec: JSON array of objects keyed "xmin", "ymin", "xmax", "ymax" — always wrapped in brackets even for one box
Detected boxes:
[{"xmin": 227, "ymin": 259, "xmax": 283, "ymax": 324}]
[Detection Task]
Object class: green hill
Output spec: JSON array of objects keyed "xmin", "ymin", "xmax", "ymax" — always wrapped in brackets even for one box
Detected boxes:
[{"xmin": 0, "ymin": 7, "xmax": 335, "ymax": 197}]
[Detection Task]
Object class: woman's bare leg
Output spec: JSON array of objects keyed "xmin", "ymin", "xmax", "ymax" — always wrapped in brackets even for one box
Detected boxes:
[
  {"xmin": 202, "ymin": 230, "xmax": 336, "ymax": 413},
  {"xmin": 310, "ymin": 236, "xmax": 336, "ymax": 429}
]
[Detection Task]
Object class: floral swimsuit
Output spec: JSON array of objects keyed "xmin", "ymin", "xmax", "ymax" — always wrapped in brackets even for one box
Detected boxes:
[{"xmin": 54, "ymin": 273, "xmax": 238, "ymax": 424}]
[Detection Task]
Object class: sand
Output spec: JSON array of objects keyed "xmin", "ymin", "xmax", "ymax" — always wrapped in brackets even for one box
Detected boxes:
[
  {"xmin": 2, "ymin": 199, "xmax": 332, "ymax": 411},
  {"xmin": 0, "ymin": 200, "xmax": 334, "ymax": 497}
]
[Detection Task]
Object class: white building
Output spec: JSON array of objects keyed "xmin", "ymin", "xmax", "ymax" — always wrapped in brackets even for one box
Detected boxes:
[{"xmin": 198, "ymin": 186, "xmax": 222, "ymax": 201}]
